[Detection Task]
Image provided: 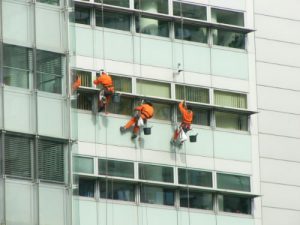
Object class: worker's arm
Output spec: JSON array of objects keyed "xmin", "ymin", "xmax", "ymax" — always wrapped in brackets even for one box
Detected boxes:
[
  {"xmin": 178, "ymin": 101, "xmax": 186, "ymax": 114},
  {"xmin": 134, "ymin": 105, "xmax": 143, "ymax": 111},
  {"xmin": 93, "ymin": 76, "xmax": 103, "ymax": 86}
]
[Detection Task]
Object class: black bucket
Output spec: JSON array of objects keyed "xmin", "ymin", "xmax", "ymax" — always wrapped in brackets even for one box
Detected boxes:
[
  {"xmin": 143, "ymin": 127, "xmax": 152, "ymax": 135},
  {"xmin": 112, "ymin": 93, "xmax": 120, "ymax": 103},
  {"xmin": 189, "ymin": 133, "xmax": 198, "ymax": 143}
]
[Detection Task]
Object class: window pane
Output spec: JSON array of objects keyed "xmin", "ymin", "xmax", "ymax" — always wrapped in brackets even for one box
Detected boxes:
[
  {"xmin": 211, "ymin": 8, "xmax": 244, "ymax": 26},
  {"xmin": 180, "ymin": 189, "xmax": 213, "ymax": 210},
  {"xmin": 73, "ymin": 156, "xmax": 94, "ymax": 174},
  {"xmin": 217, "ymin": 173, "xmax": 250, "ymax": 192},
  {"xmin": 215, "ymin": 111, "xmax": 248, "ymax": 131},
  {"xmin": 152, "ymin": 102, "xmax": 172, "ymax": 121},
  {"xmin": 75, "ymin": 6, "xmax": 90, "ymax": 25},
  {"xmin": 99, "ymin": 159, "xmax": 134, "ymax": 178},
  {"xmin": 173, "ymin": 2, "xmax": 207, "ymax": 20},
  {"xmin": 140, "ymin": 185, "xmax": 174, "ymax": 206},
  {"xmin": 37, "ymin": 0, "xmax": 59, "ymax": 6},
  {"xmin": 96, "ymin": 10, "xmax": 131, "ymax": 31},
  {"xmin": 212, "ymin": 29, "xmax": 245, "ymax": 49},
  {"xmin": 78, "ymin": 178, "xmax": 95, "ymax": 197},
  {"xmin": 36, "ymin": 50, "xmax": 64, "ymax": 94},
  {"xmin": 76, "ymin": 92, "xmax": 93, "ymax": 110},
  {"xmin": 214, "ymin": 90, "xmax": 247, "ymax": 109},
  {"xmin": 174, "ymin": 23, "xmax": 208, "ymax": 43},
  {"xmin": 178, "ymin": 168, "xmax": 212, "ymax": 187},
  {"xmin": 108, "ymin": 96, "xmax": 133, "ymax": 116},
  {"xmin": 139, "ymin": 164, "xmax": 173, "ymax": 183},
  {"xmin": 218, "ymin": 194, "xmax": 252, "ymax": 214},
  {"xmin": 110, "ymin": 75, "xmax": 132, "ymax": 93},
  {"xmin": 3, "ymin": 44, "xmax": 31, "ymax": 89},
  {"xmin": 176, "ymin": 85, "xmax": 209, "ymax": 103},
  {"xmin": 100, "ymin": 179, "xmax": 135, "ymax": 202},
  {"xmin": 73, "ymin": 70, "xmax": 92, "ymax": 87},
  {"xmin": 136, "ymin": 16, "xmax": 170, "ymax": 38},
  {"xmin": 95, "ymin": 0, "xmax": 129, "ymax": 8},
  {"xmin": 134, "ymin": 0, "xmax": 168, "ymax": 14},
  {"xmin": 137, "ymin": 80, "xmax": 171, "ymax": 98}
]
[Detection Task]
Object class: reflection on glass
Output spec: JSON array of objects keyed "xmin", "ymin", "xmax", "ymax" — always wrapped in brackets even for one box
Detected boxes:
[
  {"xmin": 212, "ymin": 29, "xmax": 245, "ymax": 49},
  {"xmin": 178, "ymin": 168, "xmax": 212, "ymax": 187},
  {"xmin": 140, "ymin": 185, "xmax": 174, "ymax": 206},
  {"xmin": 215, "ymin": 111, "xmax": 248, "ymax": 131},
  {"xmin": 75, "ymin": 6, "xmax": 91, "ymax": 25},
  {"xmin": 175, "ymin": 23, "xmax": 208, "ymax": 43},
  {"xmin": 152, "ymin": 102, "xmax": 172, "ymax": 121},
  {"xmin": 134, "ymin": 0, "xmax": 168, "ymax": 14},
  {"xmin": 95, "ymin": 0, "xmax": 129, "ymax": 8},
  {"xmin": 136, "ymin": 16, "xmax": 170, "ymax": 37},
  {"xmin": 217, "ymin": 173, "xmax": 250, "ymax": 192},
  {"xmin": 110, "ymin": 75, "xmax": 132, "ymax": 93},
  {"xmin": 73, "ymin": 156, "xmax": 94, "ymax": 174},
  {"xmin": 76, "ymin": 92, "xmax": 93, "ymax": 110},
  {"xmin": 173, "ymin": 2, "xmax": 207, "ymax": 20},
  {"xmin": 218, "ymin": 194, "xmax": 252, "ymax": 214},
  {"xmin": 96, "ymin": 10, "xmax": 131, "ymax": 31},
  {"xmin": 211, "ymin": 8, "xmax": 244, "ymax": 26},
  {"xmin": 100, "ymin": 179, "xmax": 135, "ymax": 202},
  {"xmin": 139, "ymin": 164, "xmax": 174, "ymax": 183},
  {"xmin": 74, "ymin": 70, "xmax": 92, "ymax": 87},
  {"xmin": 37, "ymin": 0, "xmax": 59, "ymax": 6},
  {"xmin": 78, "ymin": 178, "xmax": 95, "ymax": 197},
  {"xmin": 99, "ymin": 159, "xmax": 134, "ymax": 178},
  {"xmin": 180, "ymin": 189, "xmax": 213, "ymax": 210}
]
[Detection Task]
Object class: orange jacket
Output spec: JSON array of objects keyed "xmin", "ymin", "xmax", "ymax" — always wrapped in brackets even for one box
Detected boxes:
[
  {"xmin": 93, "ymin": 73, "xmax": 114, "ymax": 92},
  {"xmin": 72, "ymin": 77, "xmax": 81, "ymax": 91},
  {"xmin": 135, "ymin": 103, "xmax": 154, "ymax": 119},
  {"xmin": 179, "ymin": 102, "xmax": 193, "ymax": 124}
]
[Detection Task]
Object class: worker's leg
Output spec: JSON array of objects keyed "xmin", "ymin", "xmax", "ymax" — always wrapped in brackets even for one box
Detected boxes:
[{"xmin": 124, "ymin": 117, "xmax": 137, "ymax": 129}]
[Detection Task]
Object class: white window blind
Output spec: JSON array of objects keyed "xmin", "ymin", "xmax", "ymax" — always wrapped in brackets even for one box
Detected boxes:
[
  {"xmin": 176, "ymin": 85, "xmax": 209, "ymax": 103},
  {"xmin": 214, "ymin": 90, "xmax": 247, "ymax": 109},
  {"xmin": 137, "ymin": 79, "xmax": 171, "ymax": 98}
]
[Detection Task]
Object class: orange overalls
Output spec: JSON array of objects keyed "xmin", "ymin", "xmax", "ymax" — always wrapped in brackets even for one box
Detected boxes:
[
  {"xmin": 93, "ymin": 73, "xmax": 115, "ymax": 110},
  {"xmin": 72, "ymin": 76, "xmax": 81, "ymax": 92},
  {"xmin": 124, "ymin": 103, "xmax": 154, "ymax": 135},
  {"xmin": 173, "ymin": 102, "xmax": 193, "ymax": 140}
]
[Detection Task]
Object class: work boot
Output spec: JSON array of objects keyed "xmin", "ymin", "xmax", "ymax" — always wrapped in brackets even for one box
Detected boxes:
[
  {"xmin": 131, "ymin": 134, "xmax": 137, "ymax": 139},
  {"xmin": 120, "ymin": 126, "xmax": 126, "ymax": 133}
]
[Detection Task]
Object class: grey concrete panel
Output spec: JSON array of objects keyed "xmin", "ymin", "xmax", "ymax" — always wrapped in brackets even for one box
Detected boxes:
[{"xmin": 262, "ymin": 207, "xmax": 300, "ymax": 225}]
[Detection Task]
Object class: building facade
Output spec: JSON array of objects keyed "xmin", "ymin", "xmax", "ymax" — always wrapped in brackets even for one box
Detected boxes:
[{"xmin": 0, "ymin": 0, "xmax": 299, "ymax": 225}]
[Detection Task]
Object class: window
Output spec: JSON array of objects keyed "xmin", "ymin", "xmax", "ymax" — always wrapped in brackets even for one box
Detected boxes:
[
  {"xmin": 73, "ymin": 156, "xmax": 94, "ymax": 174},
  {"xmin": 3, "ymin": 44, "xmax": 31, "ymax": 89},
  {"xmin": 152, "ymin": 102, "xmax": 172, "ymax": 121},
  {"xmin": 211, "ymin": 8, "xmax": 244, "ymax": 27},
  {"xmin": 36, "ymin": 50, "xmax": 64, "ymax": 94},
  {"xmin": 108, "ymin": 97, "xmax": 133, "ymax": 115},
  {"xmin": 99, "ymin": 159, "xmax": 134, "ymax": 178},
  {"xmin": 37, "ymin": 0, "xmax": 59, "ymax": 6},
  {"xmin": 73, "ymin": 70, "xmax": 92, "ymax": 87},
  {"xmin": 4, "ymin": 135, "xmax": 32, "ymax": 178},
  {"xmin": 111, "ymin": 75, "xmax": 132, "ymax": 93},
  {"xmin": 38, "ymin": 140, "xmax": 65, "ymax": 183},
  {"xmin": 215, "ymin": 111, "xmax": 248, "ymax": 131},
  {"xmin": 100, "ymin": 179, "xmax": 135, "ymax": 202},
  {"xmin": 177, "ymin": 107, "xmax": 210, "ymax": 126},
  {"xmin": 173, "ymin": 2, "xmax": 207, "ymax": 20},
  {"xmin": 174, "ymin": 23, "xmax": 208, "ymax": 43},
  {"xmin": 180, "ymin": 189, "xmax": 213, "ymax": 210},
  {"xmin": 139, "ymin": 164, "xmax": 173, "ymax": 183},
  {"xmin": 78, "ymin": 178, "xmax": 95, "ymax": 198},
  {"xmin": 134, "ymin": 0, "xmax": 168, "ymax": 14},
  {"xmin": 217, "ymin": 173, "xmax": 250, "ymax": 192},
  {"xmin": 137, "ymin": 79, "xmax": 171, "ymax": 98},
  {"xmin": 178, "ymin": 168, "xmax": 212, "ymax": 187},
  {"xmin": 95, "ymin": 0, "xmax": 129, "ymax": 8},
  {"xmin": 75, "ymin": 6, "xmax": 91, "ymax": 25},
  {"xmin": 76, "ymin": 92, "xmax": 94, "ymax": 110},
  {"xmin": 214, "ymin": 90, "xmax": 247, "ymax": 109},
  {"xmin": 96, "ymin": 10, "xmax": 131, "ymax": 31},
  {"xmin": 135, "ymin": 16, "xmax": 170, "ymax": 38},
  {"xmin": 140, "ymin": 185, "xmax": 175, "ymax": 206},
  {"xmin": 212, "ymin": 29, "xmax": 245, "ymax": 49},
  {"xmin": 176, "ymin": 85, "xmax": 209, "ymax": 103},
  {"xmin": 218, "ymin": 194, "xmax": 252, "ymax": 214}
]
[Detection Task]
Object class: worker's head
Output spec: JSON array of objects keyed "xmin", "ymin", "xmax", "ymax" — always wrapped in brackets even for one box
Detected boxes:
[
  {"xmin": 144, "ymin": 100, "xmax": 153, "ymax": 106},
  {"xmin": 186, "ymin": 104, "xmax": 192, "ymax": 111},
  {"xmin": 96, "ymin": 69, "xmax": 106, "ymax": 77}
]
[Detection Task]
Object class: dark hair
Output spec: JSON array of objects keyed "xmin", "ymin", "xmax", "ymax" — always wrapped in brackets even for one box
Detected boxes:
[
  {"xmin": 144, "ymin": 100, "xmax": 153, "ymax": 106},
  {"xmin": 186, "ymin": 105, "xmax": 192, "ymax": 110}
]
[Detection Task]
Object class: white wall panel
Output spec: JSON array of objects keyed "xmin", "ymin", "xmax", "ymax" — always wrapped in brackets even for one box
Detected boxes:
[
  {"xmin": 256, "ymin": 62, "xmax": 300, "ymax": 91},
  {"xmin": 212, "ymin": 76, "xmax": 249, "ymax": 92},
  {"xmin": 257, "ymin": 86, "xmax": 300, "ymax": 114},
  {"xmin": 260, "ymin": 158, "xmax": 300, "ymax": 186},
  {"xmin": 256, "ymin": 38, "xmax": 300, "ymax": 67},
  {"xmin": 75, "ymin": 26, "xmax": 94, "ymax": 57},
  {"xmin": 93, "ymin": 30, "xmax": 104, "ymax": 59},
  {"xmin": 210, "ymin": 0, "xmax": 246, "ymax": 11},
  {"xmin": 77, "ymin": 112, "xmax": 96, "ymax": 143},
  {"xmin": 254, "ymin": 0, "xmax": 300, "ymax": 20},
  {"xmin": 262, "ymin": 207, "xmax": 300, "ymax": 225},
  {"xmin": 259, "ymin": 134, "xmax": 300, "ymax": 162},
  {"xmin": 261, "ymin": 182, "xmax": 300, "ymax": 210},
  {"xmin": 2, "ymin": 1, "xmax": 31, "ymax": 46},
  {"xmin": 139, "ymin": 207, "xmax": 177, "ymax": 225},
  {"xmin": 178, "ymin": 211, "xmax": 216, "ymax": 225},
  {"xmin": 258, "ymin": 110, "xmax": 300, "ymax": 138},
  {"xmin": 216, "ymin": 215, "xmax": 254, "ymax": 225},
  {"xmin": 211, "ymin": 49, "xmax": 248, "ymax": 80},
  {"xmin": 255, "ymin": 15, "xmax": 300, "ymax": 44},
  {"xmin": 77, "ymin": 199, "xmax": 97, "ymax": 225},
  {"xmin": 36, "ymin": 7, "xmax": 63, "ymax": 52}
]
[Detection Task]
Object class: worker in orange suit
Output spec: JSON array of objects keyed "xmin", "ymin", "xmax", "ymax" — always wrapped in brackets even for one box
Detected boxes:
[
  {"xmin": 72, "ymin": 75, "xmax": 81, "ymax": 92},
  {"xmin": 93, "ymin": 70, "xmax": 115, "ymax": 112},
  {"xmin": 120, "ymin": 100, "xmax": 154, "ymax": 139},
  {"xmin": 172, "ymin": 100, "xmax": 193, "ymax": 143}
]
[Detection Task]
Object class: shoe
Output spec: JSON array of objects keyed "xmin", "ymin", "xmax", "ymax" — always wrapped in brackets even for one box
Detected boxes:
[
  {"xmin": 120, "ymin": 126, "xmax": 126, "ymax": 133},
  {"xmin": 131, "ymin": 134, "xmax": 137, "ymax": 139}
]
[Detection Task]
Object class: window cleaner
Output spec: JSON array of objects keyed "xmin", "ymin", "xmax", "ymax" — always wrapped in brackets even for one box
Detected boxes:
[
  {"xmin": 72, "ymin": 75, "xmax": 81, "ymax": 92},
  {"xmin": 93, "ymin": 70, "xmax": 115, "ymax": 113},
  {"xmin": 172, "ymin": 100, "xmax": 193, "ymax": 145},
  {"xmin": 120, "ymin": 100, "xmax": 154, "ymax": 139}
]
